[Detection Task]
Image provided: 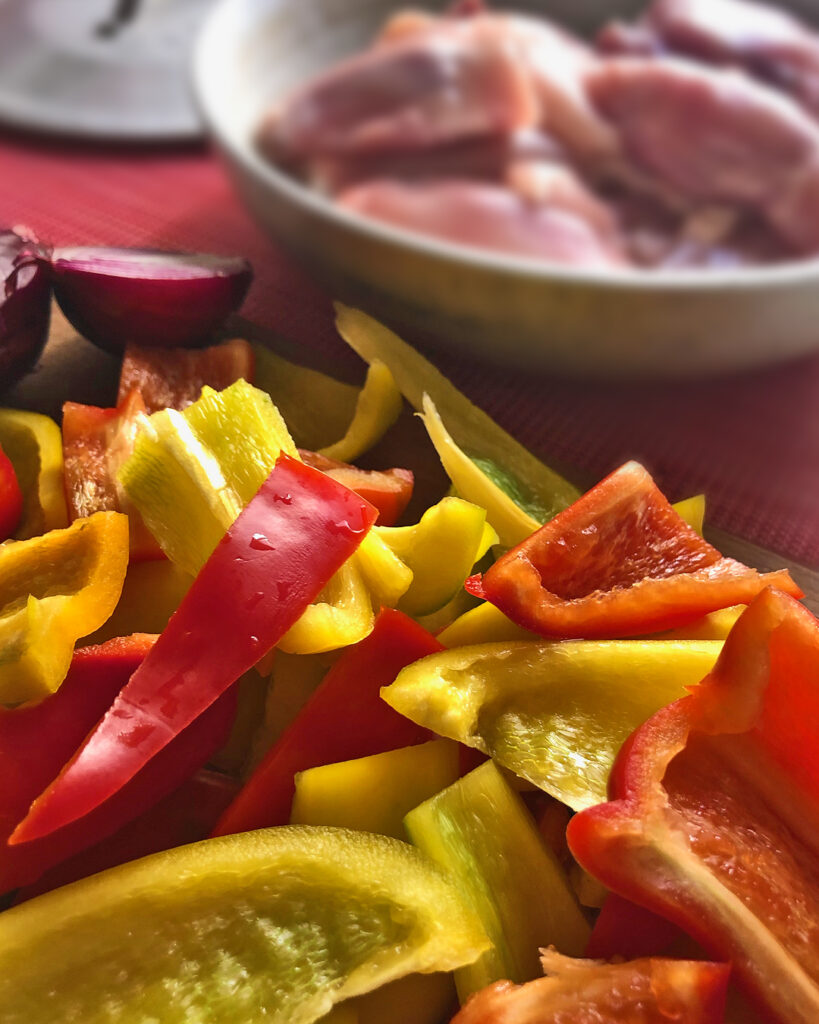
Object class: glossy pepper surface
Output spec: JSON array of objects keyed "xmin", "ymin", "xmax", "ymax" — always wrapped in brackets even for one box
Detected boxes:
[
  {"xmin": 478, "ymin": 461, "xmax": 802, "ymax": 639},
  {"xmin": 213, "ymin": 608, "xmax": 439, "ymax": 837},
  {"xmin": 569, "ymin": 587, "xmax": 819, "ymax": 1024},
  {"xmin": 0, "ymin": 408, "xmax": 68, "ymax": 539},
  {"xmin": 11, "ymin": 455, "xmax": 376, "ymax": 844}
]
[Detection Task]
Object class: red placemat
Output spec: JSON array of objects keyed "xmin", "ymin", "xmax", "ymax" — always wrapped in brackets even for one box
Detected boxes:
[{"xmin": 2, "ymin": 132, "xmax": 818, "ymax": 567}]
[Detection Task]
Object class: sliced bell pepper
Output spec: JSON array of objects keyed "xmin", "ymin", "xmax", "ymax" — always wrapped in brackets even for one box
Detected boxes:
[
  {"xmin": 118, "ymin": 379, "xmax": 298, "ymax": 576},
  {"xmin": 405, "ymin": 760, "xmax": 590, "ymax": 1002},
  {"xmin": 335, "ymin": 306, "xmax": 580, "ymax": 542},
  {"xmin": 252, "ymin": 343, "xmax": 359, "ymax": 451},
  {"xmin": 213, "ymin": 608, "xmax": 440, "ymax": 837},
  {"xmin": 0, "ymin": 443, "xmax": 22, "ymax": 540},
  {"xmin": 377, "ymin": 497, "xmax": 498, "ymax": 617},
  {"xmin": 568, "ymin": 587, "xmax": 819, "ymax": 1024},
  {"xmin": 319, "ymin": 358, "xmax": 403, "ymax": 463},
  {"xmin": 62, "ymin": 389, "xmax": 164, "ymax": 561},
  {"xmin": 277, "ymin": 557, "xmax": 374, "ymax": 654},
  {"xmin": 10, "ymin": 454, "xmax": 376, "ymax": 845},
  {"xmin": 117, "ymin": 337, "xmax": 255, "ymax": 413},
  {"xmin": 438, "ymin": 601, "xmax": 539, "ymax": 648},
  {"xmin": 15, "ymin": 769, "xmax": 239, "ymax": 903},
  {"xmin": 0, "ymin": 633, "xmax": 235, "ymax": 894},
  {"xmin": 82, "ymin": 557, "xmax": 193, "ymax": 646},
  {"xmin": 382, "ymin": 639, "xmax": 721, "ymax": 810},
  {"xmin": 0, "ymin": 408, "xmax": 68, "ymax": 538},
  {"xmin": 451, "ymin": 951, "xmax": 730, "ymax": 1024},
  {"xmin": 479, "ymin": 461, "xmax": 802, "ymax": 639},
  {"xmin": 300, "ymin": 449, "xmax": 414, "ymax": 526},
  {"xmin": 290, "ymin": 739, "xmax": 460, "ymax": 840},
  {"xmin": 0, "ymin": 510, "xmax": 129, "ymax": 705},
  {"xmin": 355, "ymin": 530, "xmax": 415, "ymax": 608}
]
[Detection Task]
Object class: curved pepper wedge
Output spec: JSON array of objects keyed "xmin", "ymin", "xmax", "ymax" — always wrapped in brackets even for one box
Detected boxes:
[
  {"xmin": 568, "ymin": 588, "xmax": 819, "ymax": 1024},
  {"xmin": 0, "ymin": 408, "xmax": 68, "ymax": 539},
  {"xmin": 10, "ymin": 455, "xmax": 376, "ymax": 844},
  {"xmin": 0, "ymin": 511, "xmax": 130, "ymax": 705},
  {"xmin": 478, "ymin": 461, "xmax": 802, "ymax": 639},
  {"xmin": 451, "ymin": 951, "xmax": 729, "ymax": 1024}
]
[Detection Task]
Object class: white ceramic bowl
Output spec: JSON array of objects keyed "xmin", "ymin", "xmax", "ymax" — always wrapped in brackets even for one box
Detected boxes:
[{"xmin": 194, "ymin": 0, "xmax": 819, "ymax": 378}]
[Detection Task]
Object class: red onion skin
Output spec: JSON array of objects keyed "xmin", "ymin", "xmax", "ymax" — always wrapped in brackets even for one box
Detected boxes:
[
  {"xmin": 51, "ymin": 249, "xmax": 253, "ymax": 353},
  {"xmin": 0, "ymin": 230, "xmax": 52, "ymax": 391}
]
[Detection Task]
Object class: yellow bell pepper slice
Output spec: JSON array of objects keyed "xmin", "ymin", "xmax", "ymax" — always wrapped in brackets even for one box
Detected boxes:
[
  {"xmin": 252, "ymin": 344, "xmax": 359, "ymax": 451},
  {"xmin": 438, "ymin": 600, "xmax": 538, "ymax": 648},
  {"xmin": 377, "ymin": 497, "xmax": 498, "ymax": 617},
  {"xmin": 0, "ymin": 511, "xmax": 129, "ymax": 704},
  {"xmin": 383, "ymin": 639, "xmax": 722, "ymax": 811},
  {"xmin": 405, "ymin": 760, "xmax": 590, "ymax": 1002},
  {"xmin": 119, "ymin": 379, "xmax": 297, "ymax": 577},
  {"xmin": 335, "ymin": 305, "xmax": 580, "ymax": 538},
  {"xmin": 319, "ymin": 360, "xmax": 403, "ymax": 463},
  {"xmin": 291, "ymin": 739, "xmax": 460, "ymax": 840},
  {"xmin": 0, "ymin": 408, "xmax": 68, "ymax": 539},
  {"xmin": 674, "ymin": 493, "xmax": 705, "ymax": 535},
  {"xmin": 83, "ymin": 558, "xmax": 193, "ymax": 646},
  {"xmin": 278, "ymin": 558, "xmax": 374, "ymax": 655},
  {"xmin": 355, "ymin": 532, "xmax": 414, "ymax": 609}
]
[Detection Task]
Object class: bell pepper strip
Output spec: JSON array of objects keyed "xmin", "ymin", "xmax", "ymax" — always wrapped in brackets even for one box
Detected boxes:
[
  {"xmin": 252, "ymin": 343, "xmax": 359, "ymax": 451},
  {"xmin": 277, "ymin": 557, "xmax": 374, "ymax": 654},
  {"xmin": 117, "ymin": 337, "xmax": 255, "ymax": 413},
  {"xmin": 404, "ymin": 761, "xmax": 590, "ymax": 1002},
  {"xmin": 212, "ymin": 608, "xmax": 440, "ymax": 837},
  {"xmin": 675, "ymin": 493, "xmax": 706, "ymax": 535},
  {"xmin": 0, "ymin": 632, "xmax": 233, "ymax": 894},
  {"xmin": 0, "ymin": 408, "xmax": 68, "ymax": 538},
  {"xmin": 10, "ymin": 454, "xmax": 376, "ymax": 845},
  {"xmin": 652, "ymin": 604, "xmax": 744, "ymax": 641},
  {"xmin": 568, "ymin": 588, "xmax": 819, "ymax": 1024},
  {"xmin": 438, "ymin": 601, "xmax": 539, "ymax": 648},
  {"xmin": 355, "ymin": 530, "xmax": 414, "ymax": 608},
  {"xmin": 118, "ymin": 379, "xmax": 298, "ymax": 576},
  {"xmin": 300, "ymin": 448, "xmax": 414, "ymax": 526},
  {"xmin": 335, "ymin": 305, "xmax": 580, "ymax": 540},
  {"xmin": 318, "ymin": 359, "xmax": 403, "ymax": 463},
  {"xmin": 0, "ymin": 634, "xmax": 156, "ymax": 893},
  {"xmin": 290, "ymin": 739, "xmax": 460, "ymax": 840},
  {"xmin": 450, "ymin": 951, "xmax": 730, "ymax": 1024},
  {"xmin": 0, "ymin": 443, "xmax": 22, "ymax": 540},
  {"xmin": 478, "ymin": 461, "xmax": 802, "ymax": 639},
  {"xmin": 14, "ymin": 769, "xmax": 239, "ymax": 904},
  {"xmin": 586, "ymin": 893, "xmax": 692, "ymax": 961},
  {"xmin": 377, "ymin": 497, "xmax": 498, "ymax": 617},
  {"xmin": 382, "ymin": 639, "xmax": 721, "ymax": 811},
  {"xmin": 82, "ymin": 558, "xmax": 193, "ymax": 646},
  {"xmin": 0, "ymin": 511, "xmax": 129, "ymax": 705},
  {"xmin": 62, "ymin": 390, "xmax": 164, "ymax": 561}
]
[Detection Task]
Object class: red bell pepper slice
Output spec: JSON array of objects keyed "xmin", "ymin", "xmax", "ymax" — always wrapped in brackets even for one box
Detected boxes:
[
  {"xmin": 479, "ymin": 461, "xmax": 802, "ymax": 638},
  {"xmin": 568, "ymin": 587, "xmax": 819, "ymax": 1024},
  {"xmin": 117, "ymin": 337, "xmax": 255, "ymax": 413},
  {"xmin": 62, "ymin": 389, "xmax": 163, "ymax": 561},
  {"xmin": 0, "ymin": 635, "xmax": 236, "ymax": 892},
  {"xmin": 586, "ymin": 893, "xmax": 691, "ymax": 961},
  {"xmin": 300, "ymin": 449, "xmax": 414, "ymax": 526},
  {"xmin": 15, "ymin": 769, "xmax": 239, "ymax": 903},
  {"xmin": 212, "ymin": 607, "xmax": 440, "ymax": 836},
  {"xmin": 451, "ymin": 951, "xmax": 729, "ymax": 1024},
  {"xmin": 0, "ymin": 443, "xmax": 22, "ymax": 541},
  {"xmin": 11, "ymin": 454, "xmax": 376, "ymax": 846}
]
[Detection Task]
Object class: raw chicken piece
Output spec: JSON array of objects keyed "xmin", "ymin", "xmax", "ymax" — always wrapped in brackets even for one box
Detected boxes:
[
  {"xmin": 380, "ymin": 11, "xmax": 619, "ymax": 162},
  {"xmin": 258, "ymin": 30, "xmax": 538, "ymax": 163},
  {"xmin": 506, "ymin": 161, "xmax": 619, "ymax": 238},
  {"xmin": 587, "ymin": 56, "xmax": 819, "ymax": 251},
  {"xmin": 306, "ymin": 130, "xmax": 563, "ymax": 195},
  {"xmin": 645, "ymin": 0, "xmax": 819, "ymax": 116},
  {"xmin": 337, "ymin": 180, "xmax": 630, "ymax": 268}
]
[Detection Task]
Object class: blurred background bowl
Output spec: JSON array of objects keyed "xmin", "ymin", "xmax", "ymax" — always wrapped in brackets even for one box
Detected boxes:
[{"xmin": 194, "ymin": 0, "xmax": 819, "ymax": 378}]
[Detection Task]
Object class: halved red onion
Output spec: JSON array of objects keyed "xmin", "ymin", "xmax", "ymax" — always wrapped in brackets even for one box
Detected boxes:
[
  {"xmin": 0, "ymin": 227, "xmax": 52, "ymax": 390},
  {"xmin": 51, "ymin": 248, "xmax": 253, "ymax": 353}
]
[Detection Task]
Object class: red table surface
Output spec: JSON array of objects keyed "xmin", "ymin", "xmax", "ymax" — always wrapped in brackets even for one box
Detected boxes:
[{"xmin": 2, "ymin": 133, "xmax": 818, "ymax": 567}]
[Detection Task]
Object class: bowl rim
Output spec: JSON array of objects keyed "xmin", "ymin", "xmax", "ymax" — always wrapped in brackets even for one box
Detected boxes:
[{"xmin": 193, "ymin": 0, "xmax": 819, "ymax": 295}]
